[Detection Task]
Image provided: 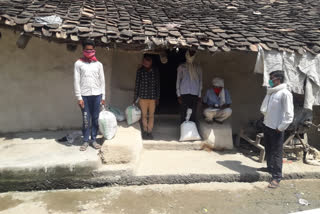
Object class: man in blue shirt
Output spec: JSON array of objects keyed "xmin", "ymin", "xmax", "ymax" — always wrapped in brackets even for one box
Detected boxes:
[{"xmin": 202, "ymin": 77, "xmax": 232, "ymax": 123}]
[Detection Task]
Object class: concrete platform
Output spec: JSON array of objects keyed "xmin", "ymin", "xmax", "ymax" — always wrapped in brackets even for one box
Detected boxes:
[
  {"xmin": 135, "ymin": 150, "xmax": 320, "ymax": 181},
  {"xmin": 1, "ymin": 130, "xmax": 320, "ymax": 192},
  {"xmin": 0, "ymin": 131, "xmax": 101, "ymax": 179}
]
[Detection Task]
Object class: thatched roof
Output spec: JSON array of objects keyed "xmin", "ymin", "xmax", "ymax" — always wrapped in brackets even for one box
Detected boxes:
[{"xmin": 0, "ymin": 0, "xmax": 319, "ymax": 53}]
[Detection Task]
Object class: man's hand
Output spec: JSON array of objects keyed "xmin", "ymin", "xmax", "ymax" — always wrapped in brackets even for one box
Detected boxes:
[
  {"xmin": 198, "ymin": 97, "xmax": 202, "ymax": 103},
  {"xmin": 156, "ymin": 99, "xmax": 160, "ymax": 106},
  {"xmin": 101, "ymin": 100, "xmax": 105, "ymax": 105},
  {"xmin": 78, "ymin": 100, "xmax": 84, "ymax": 109},
  {"xmin": 178, "ymin": 97, "xmax": 182, "ymax": 104},
  {"xmin": 276, "ymin": 129, "xmax": 282, "ymax": 133}
]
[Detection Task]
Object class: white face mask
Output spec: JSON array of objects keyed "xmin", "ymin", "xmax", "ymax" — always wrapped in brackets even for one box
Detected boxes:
[{"xmin": 185, "ymin": 51, "xmax": 196, "ymax": 64}]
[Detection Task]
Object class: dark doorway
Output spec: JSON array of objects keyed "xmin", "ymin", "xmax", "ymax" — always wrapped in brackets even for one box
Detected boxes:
[{"xmin": 153, "ymin": 50, "xmax": 186, "ymax": 114}]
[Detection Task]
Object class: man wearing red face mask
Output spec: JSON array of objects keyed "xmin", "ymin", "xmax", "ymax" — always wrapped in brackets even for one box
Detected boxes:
[
  {"xmin": 74, "ymin": 40, "xmax": 105, "ymax": 151},
  {"xmin": 202, "ymin": 77, "xmax": 232, "ymax": 123}
]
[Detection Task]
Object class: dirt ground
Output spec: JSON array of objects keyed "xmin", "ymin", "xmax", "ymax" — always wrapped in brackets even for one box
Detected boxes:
[{"xmin": 0, "ymin": 179, "xmax": 320, "ymax": 214}]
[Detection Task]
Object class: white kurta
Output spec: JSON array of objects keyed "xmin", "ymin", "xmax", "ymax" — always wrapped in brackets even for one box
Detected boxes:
[
  {"xmin": 74, "ymin": 60, "xmax": 106, "ymax": 101},
  {"xmin": 260, "ymin": 84, "xmax": 294, "ymax": 132}
]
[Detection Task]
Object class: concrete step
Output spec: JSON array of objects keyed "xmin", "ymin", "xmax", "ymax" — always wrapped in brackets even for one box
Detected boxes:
[
  {"xmin": 0, "ymin": 132, "xmax": 102, "ymax": 179},
  {"xmin": 143, "ymin": 114, "xmax": 204, "ymax": 150},
  {"xmin": 136, "ymin": 150, "xmax": 264, "ymax": 176},
  {"xmin": 143, "ymin": 140, "xmax": 203, "ymax": 150},
  {"xmin": 132, "ymin": 150, "xmax": 320, "ymax": 185}
]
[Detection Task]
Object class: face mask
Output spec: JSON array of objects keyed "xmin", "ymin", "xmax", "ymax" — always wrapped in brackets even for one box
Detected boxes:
[
  {"xmin": 83, "ymin": 50, "xmax": 96, "ymax": 59},
  {"xmin": 269, "ymin": 79, "xmax": 274, "ymax": 87},
  {"xmin": 214, "ymin": 87, "xmax": 222, "ymax": 95}
]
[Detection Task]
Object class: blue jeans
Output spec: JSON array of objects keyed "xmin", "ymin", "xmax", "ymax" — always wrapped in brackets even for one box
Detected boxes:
[{"xmin": 81, "ymin": 95, "xmax": 102, "ymax": 142}]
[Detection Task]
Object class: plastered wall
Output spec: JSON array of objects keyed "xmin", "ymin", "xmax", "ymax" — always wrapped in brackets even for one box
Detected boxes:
[
  {"xmin": 0, "ymin": 29, "xmax": 318, "ymax": 146},
  {"xmin": 0, "ymin": 29, "xmax": 112, "ymax": 132}
]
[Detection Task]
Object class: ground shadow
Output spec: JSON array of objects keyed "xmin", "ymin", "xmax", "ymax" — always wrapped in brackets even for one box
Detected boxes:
[
  {"xmin": 217, "ymin": 160, "xmax": 263, "ymax": 182},
  {"xmin": 0, "ymin": 129, "xmax": 77, "ymax": 141}
]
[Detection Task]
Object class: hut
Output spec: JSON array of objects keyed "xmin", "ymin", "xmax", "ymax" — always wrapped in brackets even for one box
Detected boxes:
[{"xmin": 0, "ymin": 0, "xmax": 319, "ymax": 145}]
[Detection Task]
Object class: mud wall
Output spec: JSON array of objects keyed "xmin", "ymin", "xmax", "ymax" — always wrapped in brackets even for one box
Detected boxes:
[{"xmin": 0, "ymin": 29, "xmax": 112, "ymax": 132}]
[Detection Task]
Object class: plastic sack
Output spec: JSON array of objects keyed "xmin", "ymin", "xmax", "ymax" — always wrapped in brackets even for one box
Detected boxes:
[
  {"xmin": 125, "ymin": 104, "xmax": 141, "ymax": 125},
  {"xmin": 99, "ymin": 108, "xmax": 117, "ymax": 140},
  {"xmin": 108, "ymin": 106, "xmax": 125, "ymax": 122},
  {"xmin": 179, "ymin": 108, "xmax": 201, "ymax": 141}
]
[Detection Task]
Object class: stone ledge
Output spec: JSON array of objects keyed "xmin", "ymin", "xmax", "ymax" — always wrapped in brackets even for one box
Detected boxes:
[
  {"xmin": 99, "ymin": 122, "xmax": 143, "ymax": 165},
  {"xmin": 199, "ymin": 119, "xmax": 234, "ymax": 150}
]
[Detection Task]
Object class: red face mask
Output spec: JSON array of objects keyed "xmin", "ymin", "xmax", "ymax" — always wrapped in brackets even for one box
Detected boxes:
[
  {"xmin": 81, "ymin": 50, "xmax": 97, "ymax": 62},
  {"xmin": 214, "ymin": 87, "xmax": 222, "ymax": 96}
]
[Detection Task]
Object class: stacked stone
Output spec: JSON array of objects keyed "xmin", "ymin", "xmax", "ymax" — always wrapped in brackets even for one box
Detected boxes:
[{"xmin": 0, "ymin": 0, "xmax": 319, "ymax": 54}]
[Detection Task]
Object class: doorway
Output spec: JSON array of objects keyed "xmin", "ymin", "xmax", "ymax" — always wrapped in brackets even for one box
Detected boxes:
[{"xmin": 154, "ymin": 49, "xmax": 186, "ymax": 114}]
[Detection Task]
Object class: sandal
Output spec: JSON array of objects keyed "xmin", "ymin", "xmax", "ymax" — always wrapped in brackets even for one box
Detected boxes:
[
  {"xmin": 268, "ymin": 180, "xmax": 280, "ymax": 189},
  {"xmin": 80, "ymin": 142, "xmax": 89, "ymax": 151},
  {"xmin": 92, "ymin": 141, "xmax": 102, "ymax": 150}
]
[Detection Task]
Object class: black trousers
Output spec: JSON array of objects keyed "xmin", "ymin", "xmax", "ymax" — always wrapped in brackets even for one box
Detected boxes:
[
  {"xmin": 263, "ymin": 126, "xmax": 285, "ymax": 181},
  {"xmin": 180, "ymin": 94, "xmax": 198, "ymax": 123}
]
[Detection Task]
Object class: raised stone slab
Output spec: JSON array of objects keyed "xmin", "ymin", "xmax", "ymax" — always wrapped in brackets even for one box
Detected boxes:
[
  {"xmin": 99, "ymin": 122, "xmax": 143, "ymax": 165},
  {"xmin": 2, "ymin": 138, "xmax": 320, "ymax": 191},
  {"xmin": 0, "ymin": 131, "xmax": 102, "ymax": 179},
  {"xmin": 134, "ymin": 150, "xmax": 320, "ymax": 184},
  {"xmin": 198, "ymin": 119, "xmax": 234, "ymax": 150}
]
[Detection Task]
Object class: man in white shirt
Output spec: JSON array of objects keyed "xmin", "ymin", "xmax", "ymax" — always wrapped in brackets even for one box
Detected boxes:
[
  {"xmin": 74, "ymin": 40, "xmax": 105, "ymax": 151},
  {"xmin": 176, "ymin": 50, "xmax": 202, "ymax": 123},
  {"xmin": 260, "ymin": 70, "xmax": 294, "ymax": 188}
]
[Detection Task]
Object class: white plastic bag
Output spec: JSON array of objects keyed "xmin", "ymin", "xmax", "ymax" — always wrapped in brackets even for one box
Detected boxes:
[
  {"xmin": 99, "ymin": 108, "xmax": 117, "ymax": 140},
  {"xmin": 108, "ymin": 106, "xmax": 125, "ymax": 122},
  {"xmin": 125, "ymin": 104, "xmax": 141, "ymax": 125},
  {"xmin": 179, "ymin": 108, "xmax": 201, "ymax": 141}
]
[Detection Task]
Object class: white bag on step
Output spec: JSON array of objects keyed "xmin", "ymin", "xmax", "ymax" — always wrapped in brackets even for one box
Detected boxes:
[
  {"xmin": 99, "ymin": 108, "xmax": 117, "ymax": 140},
  {"xmin": 125, "ymin": 104, "xmax": 141, "ymax": 125},
  {"xmin": 179, "ymin": 108, "xmax": 201, "ymax": 141}
]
